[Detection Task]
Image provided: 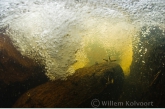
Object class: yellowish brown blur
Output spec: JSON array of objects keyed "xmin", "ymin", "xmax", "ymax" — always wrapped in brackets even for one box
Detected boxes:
[{"xmin": 69, "ymin": 18, "xmax": 137, "ymax": 76}]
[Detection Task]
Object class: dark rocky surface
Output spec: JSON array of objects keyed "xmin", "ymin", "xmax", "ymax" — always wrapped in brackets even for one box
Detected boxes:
[
  {"xmin": 13, "ymin": 62, "xmax": 124, "ymax": 108},
  {"xmin": 0, "ymin": 33, "xmax": 48, "ymax": 107}
]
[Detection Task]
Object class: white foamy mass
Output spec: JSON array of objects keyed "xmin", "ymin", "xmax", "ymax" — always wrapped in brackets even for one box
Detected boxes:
[{"xmin": 0, "ymin": 0, "xmax": 165, "ymax": 80}]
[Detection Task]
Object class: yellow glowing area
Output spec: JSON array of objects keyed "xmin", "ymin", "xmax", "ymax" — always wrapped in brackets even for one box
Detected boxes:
[
  {"xmin": 119, "ymin": 40, "xmax": 133, "ymax": 75},
  {"xmin": 68, "ymin": 17, "xmax": 137, "ymax": 76},
  {"xmin": 71, "ymin": 49, "xmax": 88, "ymax": 71},
  {"xmin": 99, "ymin": 22, "xmax": 136, "ymax": 75}
]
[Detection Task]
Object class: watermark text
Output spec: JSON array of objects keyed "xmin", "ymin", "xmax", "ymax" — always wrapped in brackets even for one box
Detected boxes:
[{"xmin": 91, "ymin": 99, "xmax": 154, "ymax": 108}]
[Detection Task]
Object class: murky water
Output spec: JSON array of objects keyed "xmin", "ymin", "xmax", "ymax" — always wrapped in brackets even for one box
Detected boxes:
[{"xmin": 0, "ymin": 0, "xmax": 165, "ymax": 107}]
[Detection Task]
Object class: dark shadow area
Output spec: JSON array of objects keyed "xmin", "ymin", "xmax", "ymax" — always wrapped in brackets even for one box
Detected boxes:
[
  {"xmin": 0, "ymin": 66, "xmax": 48, "ymax": 107},
  {"xmin": 118, "ymin": 26, "xmax": 165, "ymax": 108},
  {"xmin": 0, "ymin": 33, "xmax": 48, "ymax": 107}
]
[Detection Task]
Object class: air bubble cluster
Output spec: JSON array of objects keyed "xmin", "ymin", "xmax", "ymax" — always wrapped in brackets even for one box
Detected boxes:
[{"xmin": 0, "ymin": 0, "xmax": 165, "ymax": 80}]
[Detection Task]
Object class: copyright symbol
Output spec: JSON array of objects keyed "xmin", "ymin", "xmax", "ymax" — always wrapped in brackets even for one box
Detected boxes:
[{"xmin": 91, "ymin": 99, "xmax": 100, "ymax": 108}]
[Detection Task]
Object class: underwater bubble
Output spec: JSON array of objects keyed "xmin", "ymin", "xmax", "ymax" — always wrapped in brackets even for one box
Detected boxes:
[{"xmin": 0, "ymin": 0, "xmax": 165, "ymax": 80}]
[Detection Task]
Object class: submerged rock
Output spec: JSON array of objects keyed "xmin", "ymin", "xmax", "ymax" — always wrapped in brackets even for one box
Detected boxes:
[
  {"xmin": 13, "ymin": 62, "xmax": 124, "ymax": 108},
  {"xmin": 0, "ymin": 34, "xmax": 48, "ymax": 107}
]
